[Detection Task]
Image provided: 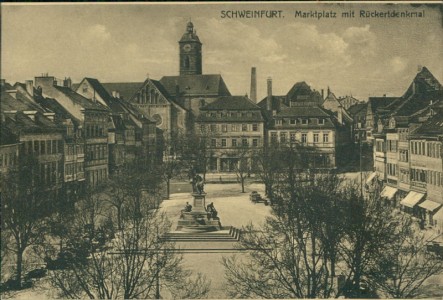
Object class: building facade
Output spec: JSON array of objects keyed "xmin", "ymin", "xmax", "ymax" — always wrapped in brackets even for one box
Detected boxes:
[{"xmin": 195, "ymin": 96, "xmax": 265, "ymax": 172}]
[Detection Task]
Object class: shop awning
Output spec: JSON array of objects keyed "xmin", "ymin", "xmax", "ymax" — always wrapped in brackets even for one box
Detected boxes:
[
  {"xmin": 365, "ymin": 172, "xmax": 377, "ymax": 184},
  {"xmin": 418, "ymin": 200, "xmax": 442, "ymax": 212},
  {"xmin": 434, "ymin": 207, "xmax": 443, "ymax": 221},
  {"xmin": 400, "ymin": 191, "xmax": 425, "ymax": 208},
  {"xmin": 380, "ymin": 186, "xmax": 397, "ymax": 200}
]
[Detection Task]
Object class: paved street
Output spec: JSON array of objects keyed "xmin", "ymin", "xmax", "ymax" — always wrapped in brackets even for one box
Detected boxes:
[{"xmin": 160, "ymin": 182, "xmax": 270, "ymax": 298}]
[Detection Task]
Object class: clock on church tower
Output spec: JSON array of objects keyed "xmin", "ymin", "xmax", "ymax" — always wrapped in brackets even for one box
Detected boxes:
[{"xmin": 179, "ymin": 21, "xmax": 202, "ymax": 76}]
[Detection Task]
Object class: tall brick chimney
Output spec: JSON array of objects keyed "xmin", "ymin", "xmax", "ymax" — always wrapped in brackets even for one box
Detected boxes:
[
  {"xmin": 250, "ymin": 67, "xmax": 257, "ymax": 103},
  {"xmin": 267, "ymin": 77, "xmax": 272, "ymax": 111}
]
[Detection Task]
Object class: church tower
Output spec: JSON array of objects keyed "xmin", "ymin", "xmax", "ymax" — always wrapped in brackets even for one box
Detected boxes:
[{"xmin": 179, "ymin": 21, "xmax": 202, "ymax": 75}]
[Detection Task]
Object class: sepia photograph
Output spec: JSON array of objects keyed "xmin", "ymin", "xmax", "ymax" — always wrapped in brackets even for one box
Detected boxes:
[{"xmin": 1, "ymin": 1, "xmax": 442, "ymax": 299}]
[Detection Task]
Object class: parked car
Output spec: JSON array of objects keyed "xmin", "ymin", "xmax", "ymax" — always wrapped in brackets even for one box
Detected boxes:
[{"xmin": 249, "ymin": 191, "xmax": 269, "ymax": 205}]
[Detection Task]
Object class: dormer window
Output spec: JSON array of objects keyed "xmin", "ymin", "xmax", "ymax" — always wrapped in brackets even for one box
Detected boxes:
[
  {"xmin": 318, "ymin": 119, "xmax": 325, "ymax": 125},
  {"xmin": 301, "ymin": 119, "xmax": 308, "ymax": 125},
  {"xmin": 275, "ymin": 119, "xmax": 282, "ymax": 125},
  {"xmin": 290, "ymin": 119, "xmax": 296, "ymax": 125}
]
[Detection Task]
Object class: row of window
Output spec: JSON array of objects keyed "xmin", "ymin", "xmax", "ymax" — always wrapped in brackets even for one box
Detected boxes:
[
  {"xmin": 85, "ymin": 124, "xmax": 106, "ymax": 138},
  {"xmin": 85, "ymin": 144, "xmax": 108, "ymax": 161},
  {"xmin": 0, "ymin": 152, "xmax": 18, "ymax": 168},
  {"xmin": 210, "ymin": 138, "xmax": 260, "ymax": 148},
  {"xmin": 270, "ymin": 132, "xmax": 330, "ymax": 144},
  {"xmin": 410, "ymin": 141, "xmax": 442, "ymax": 158},
  {"xmin": 87, "ymin": 168, "xmax": 108, "ymax": 187},
  {"xmin": 66, "ymin": 144, "xmax": 84, "ymax": 156},
  {"xmin": 387, "ymin": 165, "xmax": 442, "ymax": 184},
  {"xmin": 39, "ymin": 161, "xmax": 61, "ymax": 186},
  {"xmin": 65, "ymin": 162, "xmax": 84, "ymax": 176},
  {"xmin": 136, "ymin": 88, "xmax": 161, "ymax": 105},
  {"xmin": 205, "ymin": 111, "xmax": 259, "ymax": 118},
  {"xmin": 24, "ymin": 139, "xmax": 63, "ymax": 155},
  {"xmin": 275, "ymin": 118, "xmax": 325, "ymax": 126},
  {"xmin": 201, "ymin": 123, "xmax": 260, "ymax": 133}
]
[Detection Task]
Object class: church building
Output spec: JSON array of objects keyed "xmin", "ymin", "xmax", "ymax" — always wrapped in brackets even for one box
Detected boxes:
[{"xmin": 120, "ymin": 21, "xmax": 231, "ymax": 139}]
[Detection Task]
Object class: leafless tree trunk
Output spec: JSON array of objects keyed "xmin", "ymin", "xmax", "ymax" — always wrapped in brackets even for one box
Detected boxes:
[{"xmin": 1, "ymin": 156, "xmax": 49, "ymax": 288}]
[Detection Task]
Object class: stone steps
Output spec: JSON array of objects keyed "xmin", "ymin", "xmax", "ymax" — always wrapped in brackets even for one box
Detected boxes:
[{"xmin": 162, "ymin": 226, "xmax": 241, "ymax": 242}]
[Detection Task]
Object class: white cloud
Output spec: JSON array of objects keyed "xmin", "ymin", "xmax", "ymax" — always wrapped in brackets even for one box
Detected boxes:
[
  {"xmin": 342, "ymin": 25, "xmax": 377, "ymax": 57},
  {"xmin": 390, "ymin": 56, "xmax": 408, "ymax": 73},
  {"xmin": 86, "ymin": 24, "xmax": 111, "ymax": 42}
]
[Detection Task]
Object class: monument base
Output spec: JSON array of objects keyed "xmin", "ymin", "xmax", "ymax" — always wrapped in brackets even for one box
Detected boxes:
[{"xmin": 176, "ymin": 192, "xmax": 222, "ymax": 232}]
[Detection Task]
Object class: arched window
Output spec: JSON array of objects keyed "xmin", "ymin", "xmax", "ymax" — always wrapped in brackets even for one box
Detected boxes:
[{"xmin": 184, "ymin": 56, "xmax": 190, "ymax": 68}]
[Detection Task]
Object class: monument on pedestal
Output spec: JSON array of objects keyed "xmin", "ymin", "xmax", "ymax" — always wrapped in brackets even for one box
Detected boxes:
[{"xmin": 176, "ymin": 174, "xmax": 222, "ymax": 232}]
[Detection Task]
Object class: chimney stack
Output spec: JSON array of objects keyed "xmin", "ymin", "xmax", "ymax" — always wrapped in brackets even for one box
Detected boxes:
[
  {"xmin": 63, "ymin": 77, "xmax": 72, "ymax": 89},
  {"xmin": 267, "ymin": 77, "xmax": 272, "ymax": 111},
  {"xmin": 250, "ymin": 67, "xmax": 257, "ymax": 103},
  {"xmin": 25, "ymin": 80, "xmax": 34, "ymax": 96},
  {"xmin": 412, "ymin": 81, "xmax": 416, "ymax": 94},
  {"xmin": 321, "ymin": 89, "xmax": 324, "ymax": 99}
]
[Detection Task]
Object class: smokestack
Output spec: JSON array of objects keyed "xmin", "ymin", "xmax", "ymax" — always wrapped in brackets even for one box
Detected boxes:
[
  {"xmin": 267, "ymin": 77, "xmax": 272, "ymax": 111},
  {"xmin": 250, "ymin": 67, "xmax": 257, "ymax": 103},
  {"xmin": 25, "ymin": 80, "xmax": 34, "ymax": 96}
]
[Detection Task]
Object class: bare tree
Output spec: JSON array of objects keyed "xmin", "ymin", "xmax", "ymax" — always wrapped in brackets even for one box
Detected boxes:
[
  {"xmin": 223, "ymin": 167, "xmax": 348, "ymax": 298},
  {"xmin": 181, "ymin": 130, "xmax": 214, "ymax": 180},
  {"xmin": 0, "ymin": 156, "xmax": 50, "ymax": 288},
  {"xmin": 49, "ymin": 165, "xmax": 210, "ymax": 299},
  {"xmin": 366, "ymin": 216, "xmax": 443, "ymax": 298}
]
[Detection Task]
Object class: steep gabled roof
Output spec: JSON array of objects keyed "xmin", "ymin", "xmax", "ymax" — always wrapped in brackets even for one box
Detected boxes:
[
  {"xmin": 100, "ymin": 82, "xmax": 144, "ymax": 100},
  {"xmin": 257, "ymin": 95, "xmax": 288, "ymax": 111},
  {"xmin": 160, "ymin": 74, "xmax": 231, "ymax": 97},
  {"xmin": 348, "ymin": 103, "xmax": 367, "ymax": 117},
  {"xmin": 35, "ymin": 97, "xmax": 81, "ymax": 126},
  {"xmin": 54, "ymin": 86, "xmax": 108, "ymax": 111},
  {"xmin": 201, "ymin": 96, "xmax": 261, "ymax": 111},
  {"xmin": 410, "ymin": 111, "xmax": 443, "ymax": 137},
  {"xmin": 383, "ymin": 67, "xmax": 443, "ymax": 117},
  {"xmin": 83, "ymin": 78, "xmax": 113, "ymax": 103},
  {"xmin": 368, "ymin": 97, "xmax": 397, "ymax": 113}
]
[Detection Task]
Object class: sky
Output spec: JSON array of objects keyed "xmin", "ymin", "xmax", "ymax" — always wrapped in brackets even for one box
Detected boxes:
[{"xmin": 1, "ymin": 2, "xmax": 442, "ymax": 101}]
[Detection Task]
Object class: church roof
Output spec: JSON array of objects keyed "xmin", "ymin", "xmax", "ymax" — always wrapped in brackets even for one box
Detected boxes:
[{"xmin": 160, "ymin": 74, "xmax": 231, "ymax": 97}]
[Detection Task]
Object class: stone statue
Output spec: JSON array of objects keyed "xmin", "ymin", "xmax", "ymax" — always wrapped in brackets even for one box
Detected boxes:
[
  {"xmin": 206, "ymin": 202, "xmax": 217, "ymax": 219},
  {"xmin": 192, "ymin": 174, "xmax": 205, "ymax": 194}
]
